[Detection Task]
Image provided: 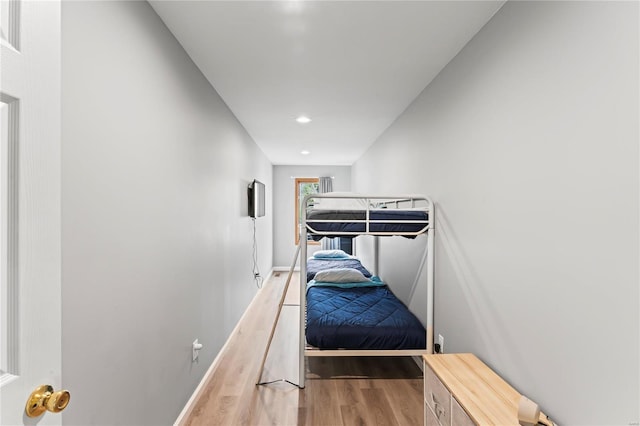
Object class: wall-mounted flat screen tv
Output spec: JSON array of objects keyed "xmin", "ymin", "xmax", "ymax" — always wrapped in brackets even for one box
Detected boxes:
[{"xmin": 248, "ymin": 179, "xmax": 265, "ymax": 218}]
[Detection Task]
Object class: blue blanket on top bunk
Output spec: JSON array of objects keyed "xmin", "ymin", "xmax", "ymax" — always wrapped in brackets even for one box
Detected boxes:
[
  {"xmin": 306, "ymin": 209, "xmax": 428, "ymax": 240},
  {"xmin": 305, "ymin": 283, "xmax": 426, "ymax": 350}
]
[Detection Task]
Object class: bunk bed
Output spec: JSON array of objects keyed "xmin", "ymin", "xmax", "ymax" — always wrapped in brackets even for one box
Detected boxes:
[{"xmin": 298, "ymin": 193, "xmax": 435, "ymax": 388}]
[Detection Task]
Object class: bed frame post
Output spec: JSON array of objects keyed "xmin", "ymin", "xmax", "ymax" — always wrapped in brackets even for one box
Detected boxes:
[
  {"xmin": 374, "ymin": 236, "xmax": 380, "ymax": 276},
  {"xmin": 426, "ymin": 202, "xmax": 435, "ymax": 354},
  {"xmin": 299, "ymin": 221, "xmax": 308, "ymax": 388}
]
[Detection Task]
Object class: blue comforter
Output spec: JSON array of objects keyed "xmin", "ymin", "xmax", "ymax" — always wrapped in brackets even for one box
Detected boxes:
[{"xmin": 305, "ymin": 284, "xmax": 426, "ymax": 350}]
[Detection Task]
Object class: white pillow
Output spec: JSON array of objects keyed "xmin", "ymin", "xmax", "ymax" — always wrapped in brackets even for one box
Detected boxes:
[
  {"xmin": 313, "ymin": 249, "xmax": 351, "ymax": 259},
  {"xmin": 313, "ymin": 192, "xmax": 369, "ymax": 210},
  {"xmin": 314, "ymin": 268, "xmax": 370, "ymax": 283}
]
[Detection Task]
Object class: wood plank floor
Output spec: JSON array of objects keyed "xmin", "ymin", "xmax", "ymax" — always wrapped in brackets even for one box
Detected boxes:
[{"xmin": 180, "ymin": 271, "xmax": 423, "ymax": 426}]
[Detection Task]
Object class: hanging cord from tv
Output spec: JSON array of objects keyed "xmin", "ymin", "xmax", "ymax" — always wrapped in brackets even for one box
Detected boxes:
[{"xmin": 252, "ymin": 217, "xmax": 263, "ymax": 289}]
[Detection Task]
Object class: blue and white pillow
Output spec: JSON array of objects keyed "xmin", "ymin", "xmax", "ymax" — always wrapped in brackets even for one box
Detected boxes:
[
  {"xmin": 312, "ymin": 249, "xmax": 351, "ymax": 259},
  {"xmin": 313, "ymin": 268, "xmax": 370, "ymax": 283}
]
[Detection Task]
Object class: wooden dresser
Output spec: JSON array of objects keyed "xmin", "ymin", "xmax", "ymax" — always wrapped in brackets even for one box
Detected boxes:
[{"xmin": 423, "ymin": 353, "xmax": 548, "ymax": 426}]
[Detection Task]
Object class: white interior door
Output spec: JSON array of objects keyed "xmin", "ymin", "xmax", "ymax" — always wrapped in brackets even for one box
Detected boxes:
[{"xmin": 0, "ymin": 1, "xmax": 62, "ymax": 424}]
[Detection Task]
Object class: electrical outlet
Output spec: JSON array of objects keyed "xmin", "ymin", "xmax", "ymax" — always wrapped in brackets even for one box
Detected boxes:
[
  {"xmin": 438, "ymin": 334, "xmax": 444, "ymax": 354},
  {"xmin": 192, "ymin": 339, "xmax": 203, "ymax": 362}
]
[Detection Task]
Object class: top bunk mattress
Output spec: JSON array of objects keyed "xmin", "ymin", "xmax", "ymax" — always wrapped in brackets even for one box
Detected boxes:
[{"xmin": 306, "ymin": 209, "xmax": 429, "ymax": 238}]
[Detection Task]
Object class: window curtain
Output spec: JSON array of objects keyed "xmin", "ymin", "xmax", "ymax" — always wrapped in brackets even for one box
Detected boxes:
[{"xmin": 319, "ymin": 176, "xmax": 341, "ymax": 250}]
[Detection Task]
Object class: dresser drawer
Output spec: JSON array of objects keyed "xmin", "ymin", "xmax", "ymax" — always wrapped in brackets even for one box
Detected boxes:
[
  {"xmin": 452, "ymin": 396, "xmax": 476, "ymax": 426},
  {"xmin": 424, "ymin": 363, "xmax": 451, "ymax": 426},
  {"xmin": 425, "ymin": 401, "xmax": 441, "ymax": 426}
]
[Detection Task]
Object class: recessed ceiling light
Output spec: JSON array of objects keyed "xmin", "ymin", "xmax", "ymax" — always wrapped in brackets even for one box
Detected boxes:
[
  {"xmin": 301, "ymin": 150, "xmax": 310, "ymax": 155},
  {"xmin": 296, "ymin": 116, "xmax": 311, "ymax": 124}
]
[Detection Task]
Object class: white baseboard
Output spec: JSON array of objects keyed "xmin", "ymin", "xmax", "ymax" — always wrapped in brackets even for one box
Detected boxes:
[
  {"xmin": 273, "ymin": 265, "xmax": 300, "ymax": 272},
  {"xmin": 261, "ymin": 268, "xmax": 274, "ymax": 286},
  {"xmin": 412, "ymin": 355, "xmax": 424, "ymax": 371}
]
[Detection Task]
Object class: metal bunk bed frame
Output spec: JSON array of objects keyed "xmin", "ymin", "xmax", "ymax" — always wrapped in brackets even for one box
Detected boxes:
[{"xmin": 298, "ymin": 193, "xmax": 435, "ymax": 388}]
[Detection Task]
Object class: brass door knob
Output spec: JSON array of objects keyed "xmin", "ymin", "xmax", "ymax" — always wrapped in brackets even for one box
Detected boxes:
[{"xmin": 25, "ymin": 385, "xmax": 70, "ymax": 417}]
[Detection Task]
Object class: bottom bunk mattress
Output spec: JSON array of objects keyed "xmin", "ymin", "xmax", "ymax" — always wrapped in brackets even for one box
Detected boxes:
[{"xmin": 306, "ymin": 284, "xmax": 426, "ymax": 350}]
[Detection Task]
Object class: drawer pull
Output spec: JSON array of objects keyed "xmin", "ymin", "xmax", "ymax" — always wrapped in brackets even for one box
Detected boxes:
[{"xmin": 430, "ymin": 392, "xmax": 445, "ymax": 419}]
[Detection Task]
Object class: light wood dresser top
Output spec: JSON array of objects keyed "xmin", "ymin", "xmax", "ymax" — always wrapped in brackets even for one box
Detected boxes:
[{"xmin": 423, "ymin": 353, "xmax": 548, "ymax": 426}]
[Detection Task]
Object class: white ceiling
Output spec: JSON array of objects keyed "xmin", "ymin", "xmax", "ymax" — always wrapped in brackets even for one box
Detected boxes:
[{"xmin": 150, "ymin": 1, "xmax": 505, "ymax": 166}]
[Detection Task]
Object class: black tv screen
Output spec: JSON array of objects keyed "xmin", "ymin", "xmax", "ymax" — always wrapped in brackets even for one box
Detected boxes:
[{"xmin": 248, "ymin": 179, "xmax": 265, "ymax": 218}]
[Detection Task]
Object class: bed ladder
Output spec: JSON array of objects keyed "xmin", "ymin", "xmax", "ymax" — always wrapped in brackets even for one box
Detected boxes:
[{"xmin": 255, "ymin": 244, "xmax": 301, "ymax": 387}]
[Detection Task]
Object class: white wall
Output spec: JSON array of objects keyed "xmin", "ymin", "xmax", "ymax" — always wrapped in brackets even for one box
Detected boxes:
[
  {"xmin": 353, "ymin": 2, "xmax": 639, "ymax": 424},
  {"xmin": 272, "ymin": 165, "xmax": 351, "ymax": 267},
  {"xmin": 354, "ymin": 234, "xmax": 431, "ymax": 328},
  {"xmin": 61, "ymin": 2, "xmax": 272, "ymax": 425}
]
